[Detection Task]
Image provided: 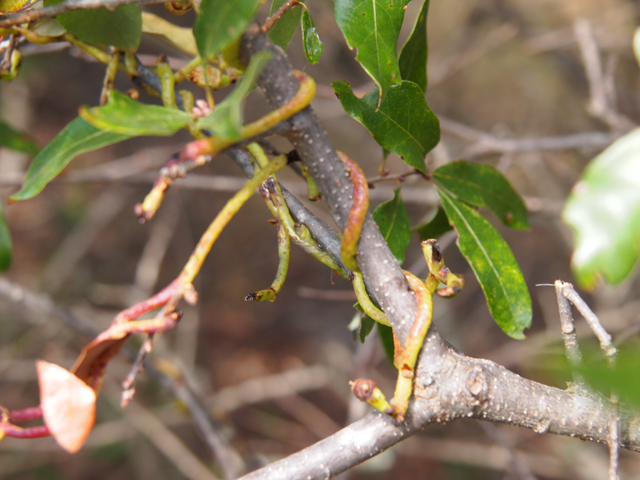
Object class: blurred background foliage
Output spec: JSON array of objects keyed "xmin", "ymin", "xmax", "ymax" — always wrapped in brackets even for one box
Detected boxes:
[{"xmin": 1, "ymin": 0, "xmax": 640, "ymax": 478}]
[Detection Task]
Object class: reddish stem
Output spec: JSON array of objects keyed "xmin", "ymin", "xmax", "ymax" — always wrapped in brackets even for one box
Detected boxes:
[
  {"xmin": 9, "ymin": 406, "xmax": 43, "ymax": 422},
  {"xmin": 113, "ymin": 279, "xmax": 179, "ymax": 324},
  {"xmin": 1, "ymin": 423, "xmax": 50, "ymax": 438}
]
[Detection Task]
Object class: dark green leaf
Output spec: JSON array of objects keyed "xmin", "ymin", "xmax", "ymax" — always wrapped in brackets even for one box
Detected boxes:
[
  {"xmin": 435, "ymin": 185, "xmax": 531, "ymax": 339},
  {"xmin": 332, "ymin": 81, "xmax": 439, "ymax": 173},
  {"xmin": 399, "ymin": 0, "xmax": 429, "ymax": 92},
  {"xmin": 359, "ymin": 315, "xmax": 375, "ymax": 342},
  {"xmin": 45, "ymin": 0, "xmax": 141, "ymax": 50},
  {"xmin": 562, "ymin": 128, "xmax": 640, "ymax": 289},
  {"xmin": 0, "ymin": 121, "xmax": 39, "ymax": 156},
  {"xmin": 79, "ymin": 90, "xmax": 194, "ymax": 136},
  {"xmin": 268, "ymin": 0, "xmax": 304, "ymax": 50},
  {"xmin": 0, "ymin": 204, "xmax": 12, "ymax": 271},
  {"xmin": 412, "ymin": 206, "xmax": 452, "ymax": 241},
  {"xmin": 194, "ymin": 0, "xmax": 261, "ymax": 60},
  {"xmin": 335, "ymin": 0, "xmax": 409, "ymax": 101},
  {"xmin": 10, "ymin": 118, "xmax": 130, "ymax": 202},
  {"xmin": 372, "ymin": 188, "xmax": 410, "ymax": 264},
  {"xmin": 301, "ymin": 9, "xmax": 323, "ymax": 64},
  {"xmin": 377, "ymin": 323, "xmax": 395, "ymax": 366},
  {"xmin": 196, "ymin": 51, "xmax": 272, "ymax": 140},
  {"xmin": 433, "ymin": 160, "xmax": 530, "ymax": 230}
]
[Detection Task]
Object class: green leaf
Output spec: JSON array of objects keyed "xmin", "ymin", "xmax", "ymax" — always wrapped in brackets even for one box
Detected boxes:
[
  {"xmin": 435, "ymin": 185, "xmax": 531, "ymax": 339},
  {"xmin": 562, "ymin": 128, "xmax": 640, "ymax": 289},
  {"xmin": 9, "ymin": 118, "xmax": 130, "ymax": 202},
  {"xmin": 196, "ymin": 51, "xmax": 272, "ymax": 140},
  {"xmin": 45, "ymin": 0, "xmax": 141, "ymax": 50},
  {"xmin": 359, "ymin": 315, "xmax": 375, "ymax": 343},
  {"xmin": 268, "ymin": 0, "xmax": 304, "ymax": 50},
  {"xmin": 399, "ymin": 0, "xmax": 429, "ymax": 92},
  {"xmin": 194, "ymin": 0, "xmax": 261, "ymax": 60},
  {"xmin": 377, "ymin": 323, "xmax": 395, "ymax": 366},
  {"xmin": 335, "ymin": 0, "xmax": 409, "ymax": 101},
  {"xmin": 0, "ymin": 204, "xmax": 12, "ymax": 272},
  {"xmin": 412, "ymin": 206, "xmax": 452, "ymax": 241},
  {"xmin": 332, "ymin": 81, "xmax": 439, "ymax": 173},
  {"xmin": 372, "ymin": 188, "xmax": 410, "ymax": 264},
  {"xmin": 433, "ymin": 160, "xmax": 530, "ymax": 230},
  {"xmin": 301, "ymin": 9, "xmax": 323, "ymax": 64},
  {"xmin": 0, "ymin": 121, "xmax": 39, "ymax": 156},
  {"xmin": 79, "ymin": 91, "xmax": 194, "ymax": 136}
]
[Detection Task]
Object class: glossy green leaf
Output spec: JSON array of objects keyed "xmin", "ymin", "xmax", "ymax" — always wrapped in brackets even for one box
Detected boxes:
[
  {"xmin": 268, "ymin": 0, "xmax": 304, "ymax": 50},
  {"xmin": 80, "ymin": 90, "xmax": 194, "ymax": 136},
  {"xmin": 399, "ymin": 0, "xmax": 429, "ymax": 92},
  {"xmin": 45, "ymin": 0, "xmax": 141, "ymax": 50},
  {"xmin": 433, "ymin": 160, "xmax": 530, "ymax": 230},
  {"xmin": 194, "ymin": 0, "xmax": 261, "ymax": 60},
  {"xmin": 412, "ymin": 206, "xmax": 452, "ymax": 241},
  {"xmin": 378, "ymin": 323, "xmax": 395, "ymax": 366},
  {"xmin": 562, "ymin": 128, "xmax": 640, "ymax": 289},
  {"xmin": 372, "ymin": 188, "xmax": 410, "ymax": 264},
  {"xmin": 301, "ymin": 9, "xmax": 323, "ymax": 64},
  {"xmin": 196, "ymin": 51, "xmax": 272, "ymax": 140},
  {"xmin": 332, "ymin": 81, "xmax": 439, "ymax": 173},
  {"xmin": 436, "ymin": 186, "xmax": 531, "ymax": 339},
  {"xmin": 0, "ymin": 121, "xmax": 39, "ymax": 156},
  {"xmin": 335, "ymin": 0, "xmax": 409, "ymax": 101},
  {"xmin": 10, "ymin": 118, "xmax": 130, "ymax": 202},
  {"xmin": 0, "ymin": 204, "xmax": 12, "ymax": 271}
]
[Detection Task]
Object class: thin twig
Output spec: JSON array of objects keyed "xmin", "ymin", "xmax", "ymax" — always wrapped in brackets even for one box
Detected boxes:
[
  {"xmin": 261, "ymin": 0, "xmax": 301, "ymax": 33},
  {"xmin": 119, "ymin": 399, "xmax": 221, "ymax": 480},
  {"xmin": 573, "ymin": 18, "xmax": 635, "ymax": 132},
  {"xmin": 439, "ymin": 116, "xmax": 620, "ymax": 157},
  {"xmin": 554, "ymin": 280, "xmax": 583, "ymax": 383},
  {"xmin": 609, "ymin": 399, "xmax": 620, "ymax": 480},
  {"xmin": 557, "ymin": 281, "xmax": 617, "ymax": 360}
]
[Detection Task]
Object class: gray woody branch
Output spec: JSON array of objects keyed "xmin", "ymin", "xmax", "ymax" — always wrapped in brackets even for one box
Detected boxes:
[{"xmin": 237, "ymin": 27, "xmax": 640, "ymax": 479}]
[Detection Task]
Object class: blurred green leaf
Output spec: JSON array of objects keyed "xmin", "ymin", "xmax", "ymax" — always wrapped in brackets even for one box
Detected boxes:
[
  {"xmin": 399, "ymin": 0, "xmax": 429, "ymax": 92},
  {"xmin": 378, "ymin": 323, "xmax": 395, "ymax": 366},
  {"xmin": 196, "ymin": 51, "xmax": 272, "ymax": 140},
  {"xmin": 562, "ymin": 128, "xmax": 640, "ymax": 289},
  {"xmin": 0, "ymin": 204, "xmax": 12, "ymax": 272},
  {"xmin": 332, "ymin": 81, "xmax": 439, "ymax": 173},
  {"xmin": 359, "ymin": 315, "xmax": 375, "ymax": 343},
  {"xmin": 372, "ymin": 188, "xmax": 410, "ymax": 264},
  {"xmin": 80, "ymin": 91, "xmax": 194, "ymax": 136},
  {"xmin": 45, "ymin": 0, "xmax": 141, "ymax": 50},
  {"xmin": 433, "ymin": 160, "xmax": 530, "ymax": 230},
  {"xmin": 436, "ymin": 185, "xmax": 531, "ymax": 339},
  {"xmin": 10, "ymin": 118, "xmax": 130, "ymax": 202},
  {"xmin": 268, "ymin": 0, "xmax": 304, "ymax": 50},
  {"xmin": 633, "ymin": 28, "xmax": 640, "ymax": 69},
  {"xmin": 301, "ymin": 9, "xmax": 323, "ymax": 64},
  {"xmin": 0, "ymin": 121, "xmax": 39, "ymax": 156},
  {"xmin": 412, "ymin": 206, "xmax": 452, "ymax": 241},
  {"xmin": 334, "ymin": 0, "xmax": 409, "ymax": 102},
  {"xmin": 194, "ymin": 0, "xmax": 261, "ymax": 60}
]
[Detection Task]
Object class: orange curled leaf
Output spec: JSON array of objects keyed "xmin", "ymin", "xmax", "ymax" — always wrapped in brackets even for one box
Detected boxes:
[
  {"xmin": 338, "ymin": 152, "xmax": 369, "ymax": 272},
  {"xmin": 37, "ymin": 360, "xmax": 96, "ymax": 453}
]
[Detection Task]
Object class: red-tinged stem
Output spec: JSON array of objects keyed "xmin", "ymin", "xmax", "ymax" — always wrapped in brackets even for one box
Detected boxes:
[
  {"xmin": 1, "ymin": 423, "xmax": 50, "ymax": 438},
  {"xmin": 338, "ymin": 152, "xmax": 369, "ymax": 273},
  {"xmin": 113, "ymin": 279, "xmax": 179, "ymax": 325},
  {"xmin": 9, "ymin": 406, "xmax": 42, "ymax": 422}
]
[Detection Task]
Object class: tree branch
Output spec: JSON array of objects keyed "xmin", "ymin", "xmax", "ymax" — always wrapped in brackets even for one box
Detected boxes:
[{"xmin": 235, "ymin": 28, "xmax": 640, "ymax": 479}]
